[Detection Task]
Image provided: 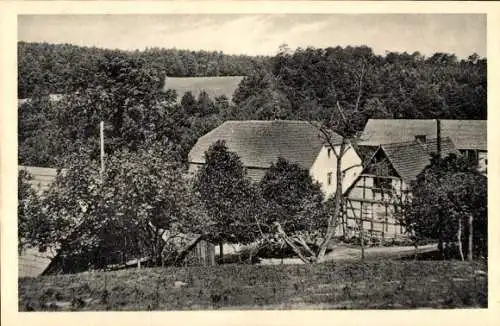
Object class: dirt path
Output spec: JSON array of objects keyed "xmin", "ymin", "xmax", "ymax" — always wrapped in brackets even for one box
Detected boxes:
[{"xmin": 259, "ymin": 243, "xmax": 437, "ymax": 265}]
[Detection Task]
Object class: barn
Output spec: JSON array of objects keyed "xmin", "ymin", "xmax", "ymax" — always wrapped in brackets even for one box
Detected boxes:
[{"xmin": 188, "ymin": 119, "xmax": 363, "ymax": 198}]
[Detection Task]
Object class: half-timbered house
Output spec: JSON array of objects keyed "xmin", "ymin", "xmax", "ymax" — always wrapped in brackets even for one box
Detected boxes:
[{"xmin": 342, "ymin": 137, "xmax": 459, "ymax": 241}]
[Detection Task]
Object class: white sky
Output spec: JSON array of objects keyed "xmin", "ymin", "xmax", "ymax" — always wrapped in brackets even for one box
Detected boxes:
[{"xmin": 18, "ymin": 14, "xmax": 486, "ymax": 58}]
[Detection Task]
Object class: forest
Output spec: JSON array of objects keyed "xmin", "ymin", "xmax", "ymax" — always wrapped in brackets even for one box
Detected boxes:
[{"xmin": 18, "ymin": 41, "xmax": 486, "ymax": 168}]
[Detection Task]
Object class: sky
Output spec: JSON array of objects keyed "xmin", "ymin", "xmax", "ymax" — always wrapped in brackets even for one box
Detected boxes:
[{"xmin": 18, "ymin": 14, "xmax": 486, "ymax": 59}]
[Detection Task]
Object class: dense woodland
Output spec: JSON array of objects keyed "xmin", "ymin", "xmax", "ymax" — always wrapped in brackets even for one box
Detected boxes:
[{"xmin": 18, "ymin": 42, "xmax": 486, "ymax": 168}]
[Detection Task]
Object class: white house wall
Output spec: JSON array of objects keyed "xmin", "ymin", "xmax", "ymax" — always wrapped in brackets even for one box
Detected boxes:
[
  {"xmin": 478, "ymin": 151, "xmax": 487, "ymax": 174},
  {"xmin": 309, "ymin": 145, "xmax": 363, "ymax": 198}
]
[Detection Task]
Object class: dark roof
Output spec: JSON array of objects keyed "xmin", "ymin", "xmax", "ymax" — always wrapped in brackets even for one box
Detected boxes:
[
  {"xmin": 361, "ymin": 119, "xmax": 487, "ymax": 151},
  {"xmin": 163, "ymin": 76, "xmax": 245, "ymax": 102},
  {"xmin": 379, "ymin": 137, "xmax": 459, "ymax": 183},
  {"xmin": 188, "ymin": 120, "xmax": 343, "ymax": 169}
]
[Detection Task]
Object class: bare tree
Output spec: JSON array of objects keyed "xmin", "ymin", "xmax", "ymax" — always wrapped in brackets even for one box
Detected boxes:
[{"xmin": 272, "ymin": 62, "xmax": 368, "ymax": 264}]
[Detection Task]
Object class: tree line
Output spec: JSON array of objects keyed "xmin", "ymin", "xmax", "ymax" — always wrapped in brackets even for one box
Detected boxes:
[
  {"xmin": 18, "ymin": 43, "xmax": 486, "ymax": 168},
  {"xmin": 18, "ymin": 42, "xmax": 269, "ymax": 99}
]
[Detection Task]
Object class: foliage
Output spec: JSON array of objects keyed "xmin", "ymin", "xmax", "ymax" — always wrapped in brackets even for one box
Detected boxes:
[
  {"xmin": 18, "ymin": 42, "xmax": 268, "ymax": 98},
  {"xmin": 193, "ymin": 140, "xmax": 260, "ymax": 245},
  {"xmin": 402, "ymin": 153, "xmax": 487, "ymax": 258},
  {"xmin": 18, "ymin": 55, "xmax": 222, "ymax": 167},
  {"xmin": 259, "ymin": 158, "xmax": 329, "ymax": 235},
  {"xmin": 29, "ymin": 145, "xmax": 207, "ymax": 270},
  {"xmin": 18, "ymin": 170, "xmax": 47, "ymax": 253},
  {"xmin": 230, "ymin": 45, "xmax": 486, "ymax": 123},
  {"xmin": 19, "ymin": 43, "xmax": 486, "ymax": 167}
]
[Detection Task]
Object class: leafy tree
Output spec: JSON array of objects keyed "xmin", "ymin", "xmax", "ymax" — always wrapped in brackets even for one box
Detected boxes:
[
  {"xmin": 259, "ymin": 158, "xmax": 332, "ymax": 262},
  {"xmin": 196, "ymin": 90, "xmax": 216, "ymax": 117},
  {"xmin": 193, "ymin": 140, "xmax": 260, "ymax": 260},
  {"xmin": 18, "ymin": 170, "xmax": 47, "ymax": 254},
  {"xmin": 402, "ymin": 154, "xmax": 487, "ymax": 260},
  {"xmin": 29, "ymin": 144, "xmax": 207, "ymax": 272},
  {"xmin": 181, "ymin": 91, "xmax": 197, "ymax": 115}
]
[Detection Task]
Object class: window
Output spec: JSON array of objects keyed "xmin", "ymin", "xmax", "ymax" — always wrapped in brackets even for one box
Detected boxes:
[
  {"xmin": 327, "ymin": 172, "xmax": 333, "ymax": 185},
  {"xmin": 327, "ymin": 148, "xmax": 332, "ymax": 158},
  {"xmin": 374, "ymin": 177, "xmax": 392, "ymax": 190},
  {"xmin": 415, "ymin": 135, "xmax": 427, "ymax": 143}
]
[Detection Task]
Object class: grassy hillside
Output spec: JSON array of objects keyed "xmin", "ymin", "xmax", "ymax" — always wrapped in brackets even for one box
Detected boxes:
[{"xmin": 19, "ymin": 260, "xmax": 487, "ymax": 311}]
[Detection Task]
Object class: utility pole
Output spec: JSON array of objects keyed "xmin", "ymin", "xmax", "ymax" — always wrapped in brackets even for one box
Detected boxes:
[
  {"xmin": 436, "ymin": 118, "xmax": 444, "ymax": 257},
  {"xmin": 100, "ymin": 121, "xmax": 105, "ymax": 179},
  {"xmin": 437, "ymin": 119, "xmax": 441, "ymax": 158}
]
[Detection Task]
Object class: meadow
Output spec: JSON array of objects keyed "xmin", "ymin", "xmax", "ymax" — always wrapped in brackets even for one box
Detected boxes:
[{"xmin": 19, "ymin": 259, "xmax": 487, "ymax": 311}]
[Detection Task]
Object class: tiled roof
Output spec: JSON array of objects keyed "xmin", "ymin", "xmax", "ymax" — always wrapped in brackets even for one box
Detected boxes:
[
  {"xmin": 361, "ymin": 119, "xmax": 487, "ymax": 151},
  {"xmin": 188, "ymin": 120, "xmax": 343, "ymax": 170},
  {"xmin": 380, "ymin": 137, "xmax": 459, "ymax": 183},
  {"xmin": 163, "ymin": 76, "xmax": 245, "ymax": 102},
  {"xmin": 18, "ymin": 166, "xmax": 58, "ymax": 195}
]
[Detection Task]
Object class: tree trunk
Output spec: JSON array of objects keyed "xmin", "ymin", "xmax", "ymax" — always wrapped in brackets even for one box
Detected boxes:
[
  {"xmin": 317, "ymin": 141, "xmax": 346, "ymax": 262},
  {"xmin": 457, "ymin": 217, "xmax": 464, "ymax": 261},
  {"xmin": 438, "ymin": 229, "xmax": 444, "ymax": 259},
  {"xmin": 360, "ymin": 217, "xmax": 365, "ymax": 260},
  {"xmin": 467, "ymin": 213, "xmax": 473, "ymax": 261},
  {"xmin": 219, "ymin": 242, "xmax": 224, "ymax": 264}
]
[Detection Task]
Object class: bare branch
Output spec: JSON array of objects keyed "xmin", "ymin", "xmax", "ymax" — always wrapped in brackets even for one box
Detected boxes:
[
  {"xmin": 294, "ymin": 235, "xmax": 316, "ymax": 257},
  {"xmin": 354, "ymin": 62, "xmax": 366, "ymax": 112},
  {"xmin": 342, "ymin": 163, "xmax": 363, "ymax": 174},
  {"xmin": 336, "ymin": 101, "xmax": 349, "ymax": 126},
  {"xmin": 274, "ymin": 222, "xmax": 313, "ymax": 264}
]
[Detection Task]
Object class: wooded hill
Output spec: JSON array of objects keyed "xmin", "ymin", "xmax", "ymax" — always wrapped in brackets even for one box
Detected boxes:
[{"xmin": 18, "ymin": 42, "xmax": 486, "ymax": 167}]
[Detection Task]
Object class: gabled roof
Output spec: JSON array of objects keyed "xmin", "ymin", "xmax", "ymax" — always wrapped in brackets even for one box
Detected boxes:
[
  {"xmin": 188, "ymin": 120, "xmax": 343, "ymax": 170},
  {"xmin": 375, "ymin": 137, "xmax": 459, "ymax": 183},
  {"xmin": 361, "ymin": 119, "xmax": 487, "ymax": 151},
  {"xmin": 163, "ymin": 76, "xmax": 245, "ymax": 102}
]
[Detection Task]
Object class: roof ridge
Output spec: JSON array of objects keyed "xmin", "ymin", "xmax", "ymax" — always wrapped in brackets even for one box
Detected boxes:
[
  {"xmin": 224, "ymin": 119, "xmax": 315, "ymax": 124},
  {"xmin": 380, "ymin": 136, "xmax": 453, "ymax": 148}
]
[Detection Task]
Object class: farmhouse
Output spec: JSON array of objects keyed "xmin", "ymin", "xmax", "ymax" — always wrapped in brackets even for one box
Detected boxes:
[
  {"xmin": 188, "ymin": 120, "xmax": 363, "ymax": 197},
  {"xmin": 360, "ymin": 119, "xmax": 487, "ymax": 174},
  {"xmin": 342, "ymin": 137, "xmax": 459, "ymax": 240},
  {"xmin": 163, "ymin": 76, "xmax": 244, "ymax": 103}
]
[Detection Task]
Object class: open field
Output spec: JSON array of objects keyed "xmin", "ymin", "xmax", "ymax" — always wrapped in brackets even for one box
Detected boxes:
[{"xmin": 19, "ymin": 259, "xmax": 487, "ymax": 311}]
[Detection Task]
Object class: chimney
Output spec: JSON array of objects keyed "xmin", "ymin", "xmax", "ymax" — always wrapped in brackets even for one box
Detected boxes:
[{"xmin": 437, "ymin": 119, "xmax": 441, "ymax": 158}]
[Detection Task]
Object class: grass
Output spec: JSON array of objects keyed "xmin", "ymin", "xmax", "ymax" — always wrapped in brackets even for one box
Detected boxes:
[{"xmin": 19, "ymin": 259, "xmax": 487, "ymax": 311}]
